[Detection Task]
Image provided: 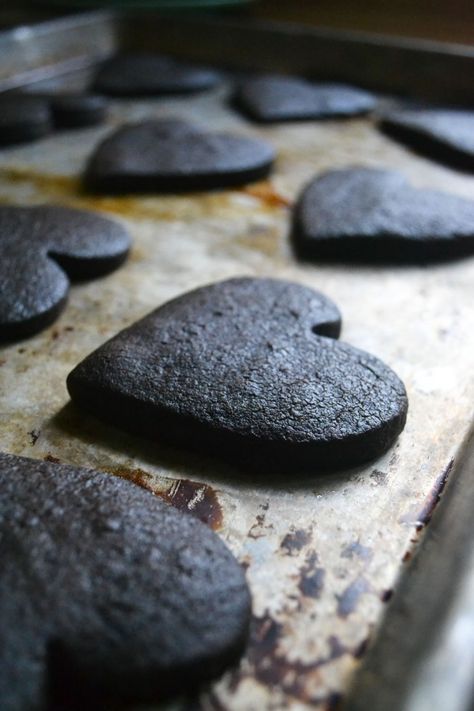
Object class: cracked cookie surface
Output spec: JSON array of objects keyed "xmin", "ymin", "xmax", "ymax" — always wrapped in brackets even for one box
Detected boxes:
[
  {"xmin": 0, "ymin": 205, "xmax": 130, "ymax": 340},
  {"xmin": 67, "ymin": 277, "xmax": 408, "ymax": 471},
  {"xmin": 0, "ymin": 452, "xmax": 251, "ymax": 710}
]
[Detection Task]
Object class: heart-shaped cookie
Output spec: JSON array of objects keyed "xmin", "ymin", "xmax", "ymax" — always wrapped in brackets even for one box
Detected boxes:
[
  {"xmin": 0, "ymin": 205, "xmax": 130, "ymax": 341},
  {"xmin": 47, "ymin": 93, "xmax": 108, "ymax": 128},
  {"xmin": 93, "ymin": 53, "xmax": 221, "ymax": 96},
  {"xmin": 292, "ymin": 167, "xmax": 474, "ymax": 262},
  {"xmin": 67, "ymin": 277, "xmax": 408, "ymax": 471},
  {"xmin": 0, "ymin": 95, "xmax": 51, "ymax": 146},
  {"xmin": 0, "ymin": 452, "xmax": 250, "ymax": 709},
  {"xmin": 380, "ymin": 109, "xmax": 474, "ymax": 171},
  {"xmin": 233, "ymin": 75, "xmax": 376, "ymax": 123},
  {"xmin": 84, "ymin": 119, "xmax": 275, "ymax": 194},
  {"xmin": 18, "ymin": 91, "xmax": 109, "ymax": 129}
]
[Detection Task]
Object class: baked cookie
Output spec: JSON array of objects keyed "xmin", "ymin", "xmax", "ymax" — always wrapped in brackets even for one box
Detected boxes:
[
  {"xmin": 234, "ymin": 75, "xmax": 376, "ymax": 122},
  {"xmin": 83, "ymin": 119, "xmax": 275, "ymax": 193},
  {"xmin": 93, "ymin": 53, "xmax": 221, "ymax": 96},
  {"xmin": 0, "ymin": 452, "xmax": 250, "ymax": 709},
  {"xmin": 292, "ymin": 167, "xmax": 474, "ymax": 262},
  {"xmin": 49, "ymin": 93, "xmax": 108, "ymax": 128},
  {"xmin": 16, "ymin": 91, "xmax": 108, "ymax": 129},
  {"xmin": 379, "ymin": 109, "xmax": 474, "ymax": 171},
  {"xmin": 0, "ymin": 205, "xmax": 130, "ymax": 340},
  {"xmin": 67, "ymin": 277, "xmax": 408, "ymax": 471},
  {"xmin": 0, "ymin": 94, "xmax": 51, "ymax": 146}
]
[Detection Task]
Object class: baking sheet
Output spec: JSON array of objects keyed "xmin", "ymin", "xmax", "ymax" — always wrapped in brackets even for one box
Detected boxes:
[{"xmin": 1, "ymin": 15, "xmax": 474, "ymax": 711}]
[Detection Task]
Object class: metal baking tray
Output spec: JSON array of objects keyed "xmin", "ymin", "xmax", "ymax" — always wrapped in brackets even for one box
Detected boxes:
[{"xmin": 1, "ymin": 12, "xmax": 474, "ymax": 711}]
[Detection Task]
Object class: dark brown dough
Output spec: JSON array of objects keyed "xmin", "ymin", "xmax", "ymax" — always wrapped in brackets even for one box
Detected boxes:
[
  {"xmin": 234, "ymin": 75, "xmax": 376, "ymax": 122},
  {"xmin": 93, "ymin": 53, "xmax": 221, "ymax": 96},
  {"xmin": 83, "ymin": 119, "xmax": 275, "ymax": 194},
  {"xmin": 67, "ymin": 277, "xmax": 408, "ymax": 472},
  {"xmin": 0, "ymin": 95, "xmax": 51, "ymax": 146},
  {"xmin": 0, "ymin": 452, "xmax": 251, "ymax": 710},
  {"xmin": 292, "ymin": 167, "xmax": 474, "ymax": 262},
  {"xmin": 48, "ymin": 93, "xmax": 108, "ymax": 128},
  {"xmin": 379, "ymin": 109, "xmax": 474, "ymax": 171},
  {"xmin": 0, "ymin": 205, "xmax": 130, "ymax": 341},
  {"xmin": 16, "ymin": 91, "xmax": 108, "ymax": 129}
]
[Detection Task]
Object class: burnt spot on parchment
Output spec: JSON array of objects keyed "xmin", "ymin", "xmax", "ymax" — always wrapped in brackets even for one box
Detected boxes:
[
  {"xmin": 353, "ymin": 636, "xmax": 371, "ymax": 659},
  {"xmin": 399, "ymin": 458, "xmax": 454, "ymax": 531},
  {"xmin": 380, "ymin": 589, "xmax": 393, "ymax": 603},
  {"xmin": 164, "ymin": 479, "xmax": 223, "ymax": 530},
  {"xmin": 113, "ymin": 466, "xmax": 155, "ymax": 492},
  {"xmin": 230, "ymin": 613, "xmax": 348, "ymax": 704},
  {"xmin": 369, "ymin": 468, "xmax": 388, "ymax": 486},
  {"xmin": 241, "ymin": 181, "xmax": 292, "ymax": 209},
  {"xmin": 298, "ymin": 551, "xmax": 325, "ymax": 599},
  {"xmin": 341, "ymin": 541, "xmax": 372, "ymax": 561},
  {"xmin": 112, "ymin": 467, "xmax": 223, "ymax": 530},
  {"xmin": 28, "ymin": 429, "xmax": 40, "ymax": 445},
  {"xmin": 336, "ymin": 576, "xmax": 372, "ymax": 618},
  {"xmin": 248, "ymin": 502, "xmax": 272, "ymax": 539},
  {"xmin": 389, "ymin": 448, "xmax": 399, "ymax": 467},
  {"xmin": 44, "ymin": 453, "xmax": 61, "ymax": 464},
  {"xmin": 280, "ymin": 527, "xmax": 312, "ymax": 555},
  {"xmin": 248, "ymin": 513, "xmax": 267, "ymax": 539}
]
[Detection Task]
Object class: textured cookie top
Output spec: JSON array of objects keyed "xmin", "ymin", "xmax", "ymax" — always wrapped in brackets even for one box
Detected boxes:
[
  {"xmin": 68, "ymin": 277, "xmax": 408, "ymax": 471},
  {"xmin": 0, "ymin": 452, "xmax": 251, "ymax": 709},
  {"xmin": 0, "ymin": 205, "xmax": 130, "ymax": 340},
  {"xmin": 292, "ymin": 167, "xmax": 474, "ymax": 261},
  {"xmin": 84, "ymin": 119, "xmax": 275, "ymax": 193},
  {"xmin": 93, "ymin": 53, "xmax": 221, "ymax": 96},
  {"xmin": 234, "ymin": 75, "xmax": 376, "ymax": 122}
]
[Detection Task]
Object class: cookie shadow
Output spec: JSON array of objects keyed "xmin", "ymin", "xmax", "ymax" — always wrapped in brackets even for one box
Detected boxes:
[{"xmin": 51, "ymin": 402, "xmax": 365, "ymax": 493}]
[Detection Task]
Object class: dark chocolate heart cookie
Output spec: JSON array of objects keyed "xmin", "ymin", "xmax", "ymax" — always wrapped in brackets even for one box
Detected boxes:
[
  {"xmin": 234, "ymin": 75, "xmax": 376, "ymax": 123},
  {"xmin": 0, "ymin": 205, "xmax": 130, "ymax": 341},
  {"xmin": 379, "ymin": 109, "xmax": 474, "ymax": 171},
  {"xmin": 93, "ymin": 53, "xmax": 221, "ymax": 96},
  {"xmin": 49, "ymin": 93, "xmax": 108, "ymax": 128},
  {"xmin": 17, "ymin": 91, "xmax": 108, "ymax": 129},
  {"xmin": 83, "ymin": 119, "xmax": 275, "ymax": 194},
  {"xmin": 292, "ymin": 167, "xmax": 474, "ymax": 262},
  {"xmin": 0, "ymin": 94, "xmax": 51, "ymax": 146},
  {"xmin": 67, "ymin": 277, "xmax": 408, "ymax": 472},
  {"xmin": 0, "ymin": 452, "xmax": 250, "ymax": 709}
]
